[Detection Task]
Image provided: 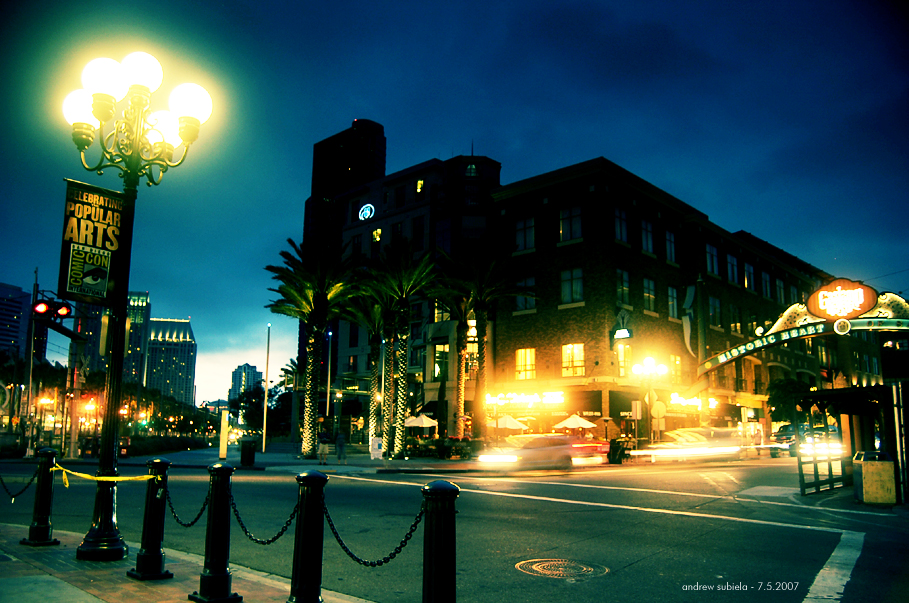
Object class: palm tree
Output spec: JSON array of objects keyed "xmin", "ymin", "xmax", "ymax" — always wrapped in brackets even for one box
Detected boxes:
[
  {"xmin": 279, "ymin": 358, "xmax": 301, "ymax": 444},
  {"xmin": 434, "ymin": 247, "xmax": 526, "ymax": 439},
  {"xmin": 266, "ymin": 238, "xmax": 359, "ymax": 457},
  {"xmin": 431, "ymin": 280, "xmax": 474, "ymax": 438},
  {"xmin": 337, "ymin": 292, "xmax": 387, "ymax": 446},
  {"xmin": 463, "ymin": 255, "xmax": 528, "ymax": 440},
  {"xmin": 373, "ymin": 242, "xmax": 435, "ymax": 456}
]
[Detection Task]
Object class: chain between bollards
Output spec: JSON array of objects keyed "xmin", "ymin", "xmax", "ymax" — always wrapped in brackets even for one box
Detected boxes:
[
  {"xmin": 0, "ymin": 466, "xmax": 39, "ymax": 502},
  {"xmin": 230, "ymin": 483, "xmax": 299, "ymax": 545},
  {"xmin": 324, "ymin": 496, "xmax": 425, "ymax": 567}
]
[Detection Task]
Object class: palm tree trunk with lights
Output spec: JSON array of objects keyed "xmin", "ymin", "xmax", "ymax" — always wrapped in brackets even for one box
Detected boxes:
[{"xmin": 393, "ymin": 325, "xmax": 409, "ymax": 455}]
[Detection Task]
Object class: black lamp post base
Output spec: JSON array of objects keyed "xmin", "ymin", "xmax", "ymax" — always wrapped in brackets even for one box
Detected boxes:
[
  {"xmin": 76, "ymin": 532, "xmax": 129, "ymax": 561},
  {"xmin": 20, "ymin": 537, "xmax": 60, "ymax": 547}
]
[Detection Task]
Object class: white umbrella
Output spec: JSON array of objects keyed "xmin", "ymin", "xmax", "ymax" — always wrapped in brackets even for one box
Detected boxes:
[
  {"xmin": 486, "ymin": 415, "xmax": 529, "ymax": 430},
  {"xmin": 552, "ymin": 414, "xmax": 597, "ymax": 429},
  {"xmin": 405, "ymin": 414, "xmax": 438, "ymax": 427}
]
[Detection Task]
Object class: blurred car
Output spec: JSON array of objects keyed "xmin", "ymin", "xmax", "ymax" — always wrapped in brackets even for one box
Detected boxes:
[
  {"xmin": 771, "ymin": 423, "xmax": 841, "ymax": 457},
  {"xmin": 477, "ymin": 434, "xmax": 607, "ymax": 470},
  {"xmin": 632, "ymin": 427, "xmax": 742, "ymax": 462}
]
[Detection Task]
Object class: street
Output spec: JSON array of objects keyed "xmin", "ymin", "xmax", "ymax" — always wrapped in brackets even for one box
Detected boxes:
[{"xmin": 1, "ymin": 455, "xmax": 907, "ymax": 602}]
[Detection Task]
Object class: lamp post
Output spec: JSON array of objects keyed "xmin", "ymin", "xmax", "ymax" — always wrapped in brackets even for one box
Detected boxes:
[
  {"xmin": 63, "ymin": 51, "xmax": 212, "ymax": 561},
  {"xmin": 262, "ymin": 323, "xmax": 271, "ymax": 453},
  {"xmin": 632, "ymin": 357, "xmax": 667, "ymax": 445}
]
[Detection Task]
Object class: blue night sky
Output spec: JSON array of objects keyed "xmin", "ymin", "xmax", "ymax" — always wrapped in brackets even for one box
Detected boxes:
[{"xmin": 1, "ymin": 1, "xmax": 906, "ymax": 403}]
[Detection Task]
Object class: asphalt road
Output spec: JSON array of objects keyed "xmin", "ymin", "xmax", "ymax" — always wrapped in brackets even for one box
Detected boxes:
[{"xmin": 1, "ymin": 456, "xmax": 907, "ymax": 603}]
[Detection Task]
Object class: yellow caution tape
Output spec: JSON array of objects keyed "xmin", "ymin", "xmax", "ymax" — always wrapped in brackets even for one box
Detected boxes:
[{"xmin": 51, "ymin": 465, "xmax": 154, "ymax": 488}]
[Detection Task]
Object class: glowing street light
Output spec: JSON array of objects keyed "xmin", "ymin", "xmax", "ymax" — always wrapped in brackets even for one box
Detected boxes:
[
  {"xmin": 63, "ymin": 51, "xmax": 213, "ymax": 562},
  {"xmin": 632, "ymin": 357, "xmax": 667, "ymax": 444}
]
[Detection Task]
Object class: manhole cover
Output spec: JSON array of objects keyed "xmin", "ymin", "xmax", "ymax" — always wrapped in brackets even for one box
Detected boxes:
[{"xmin": 515, "ymin": 559, "xmax": 609, "ymax": 579}]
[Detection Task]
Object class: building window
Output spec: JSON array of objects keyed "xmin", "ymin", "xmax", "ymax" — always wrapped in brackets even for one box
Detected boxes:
[
  {"xmin": 616, "ymin": 343, "xmax": 630, "ymax": 377},
  {"xmin": 516, "ymin": 348, "xmax": 536, "ymax": 380},
  {"xmin": 790, "ymin": 285, "xmax": 799, "ymax": 305},
  {"xmin": 516, "ymin": 277, "xmax": 535, "ymax": 310},
  {"xmin": 433, "ymin": 345, "xmax": 449, "ymax": 381},
  {"xmin": 643, "ymin": 278, "xmax": 656, "ymax": 311},
  {"xmin": 560, "ymin": 207, "xmax": 582, "ymax": 242},
  {"xmin": 348, "ymin": 325, "xmax": 359, "ymax": 348},
  {"xmin": 346, "ymin": 355, "xmax": 357, "ymax": 373},
  {"xmin": 727, "ymin": 255, "xmax": 738, "ymax": 283},
  {"xmin": 466, "ymin": 164, "xmax": 478, "ymax": 177},
  {"xmin": 666, "ymin": 231, "xmax": 676, "ymax": 263},
  {"xmin": 434, "ymin": 302, "xmax": 450, "ymax": 322},
  {"xmin": 706, "ymin": 244, "xmax": 719, "ymax": 275},
  {"xmin": 762, "ymin": 273, "xmax": 772, "ymax": 299},
  {"xmin": 668, "ymin": 286, "xmax": 679, "ymax": 319},
  {"xmin": 392, "ymin": 221, "xmax": 404, "ymax": 242},
  {"xmin": 642, "ymin": 221, "xmax": 653, "ymax": 253},
  {"xmin": 561, "ymin": 268, "xmax": 583, "ymax": 303},
  {"xmin": 516, "ymin": 217, "xmax": 535, "ymax": 251},
  {"xmin": 744, "ymin": 263, "xmax": 755, "ymax": 291},
  {"xmin": 351, "ymin": 234, "xmax": 362, "ymax": 255},
  {"xmin": 616, "ymin": 269, "xmax": 630, "ymax": 305},
  {"xmin": 615, "ymin": 209, "xmax": 627, "ymax": 243},
  {"xmin": 709, "ymin": 296, "xmax": 722, "ymax": 327},
  {"xmin": 561, "ymin": 343, "xmax": 585, "ymax": 377},
  {"xmin": 669, "ymin": 354, "xmax": 682, "ymax": 384},
  {"xmin": 371, "ymin": 228, "xmax": 381, "ymax": 243},
  {"xmin": 729, "ymin": 304, "xmax": 742, "ymax": 334},
  {"xmin": 416, "ymin": 179, "xmax": 424, "ymax": 194},
  {"xmin": 776, "ymin": 278, "xmax": 786, "ymax": 304},
  {"xmin": 395, "ymin": 185, "xmax": 405, "ymax": 208}
]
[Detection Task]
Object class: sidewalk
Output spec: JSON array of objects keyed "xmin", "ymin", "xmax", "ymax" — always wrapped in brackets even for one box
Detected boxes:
[{"xmin": 0, "ymin": 523, "xmax": 372, "ymax": 603}]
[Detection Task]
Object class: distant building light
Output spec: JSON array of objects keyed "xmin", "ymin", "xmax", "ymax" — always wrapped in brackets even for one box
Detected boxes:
[{"xmin": 614, "ymin": 328, "xmax": 632, "ymax": 339}]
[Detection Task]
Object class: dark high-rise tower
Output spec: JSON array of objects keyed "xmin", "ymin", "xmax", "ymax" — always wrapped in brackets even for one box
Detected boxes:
[{"xmin": 303, "ymin": 119, "xmax": 386, "ymax": 252}]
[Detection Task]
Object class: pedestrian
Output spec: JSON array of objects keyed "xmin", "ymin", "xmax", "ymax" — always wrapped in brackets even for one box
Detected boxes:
[
  {"xmin": 318, "ymin": 428, "xmax": 331, "ymax": 465},
  {"xmin": 335, "ymin": 430, "xmax": 347, "ymax": 464}
]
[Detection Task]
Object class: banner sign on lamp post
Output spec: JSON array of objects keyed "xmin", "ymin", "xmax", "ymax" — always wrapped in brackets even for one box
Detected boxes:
[{"xmin": 58, "ymin": 179, "xmax": 134, "ymax": 307}]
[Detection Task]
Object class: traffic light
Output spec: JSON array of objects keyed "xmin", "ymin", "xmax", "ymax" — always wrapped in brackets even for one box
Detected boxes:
[{"xmin": 33, "ymin": 299, "xmax": 73, "ymax": 320}]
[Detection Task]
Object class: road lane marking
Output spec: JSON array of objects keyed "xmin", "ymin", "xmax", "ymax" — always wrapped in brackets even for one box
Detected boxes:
[
  {"xmin": 804, "ymin": 531, "xmax": 865, "ymax": 602},
  {"xmin": 412, "ymin": 475, "xmax": 888, "ymax": 517},
  {"xmin": 332, "ymin": 474, "xmax": 851, "ymax": 533},
  {"xmin": 333, "ymin": 474, "xmax": 864, "ymax": 602}
]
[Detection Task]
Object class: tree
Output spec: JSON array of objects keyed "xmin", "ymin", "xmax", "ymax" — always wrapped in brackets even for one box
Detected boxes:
[
  {"xmin": 430, "ymin": 277, "xmax": 474, "ymax": 438},
  {"xmin": 337, "ymin": 291, "xmax": 388, "ymax": 447},
  {"xmin": 266, "ymin": 238, "xmax": 359, "ymax": 456},
  {"xmin": 280, "ymin": 358, "xmax": 301, "ymax": 444},
  {"xmin": 767, "ymin": 378, "xmax": 812, "ymax": 425},
  {"xmin": 372, "ymin": 243, "xmax": 435, "ymax": 456}
]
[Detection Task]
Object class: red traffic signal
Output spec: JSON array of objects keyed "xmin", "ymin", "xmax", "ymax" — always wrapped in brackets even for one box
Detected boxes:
[{"xmin": 33, "ymin": 300, "xmax": 73, "ymax": 320}]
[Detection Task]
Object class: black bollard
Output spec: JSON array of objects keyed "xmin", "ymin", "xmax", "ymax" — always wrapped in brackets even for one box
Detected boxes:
[
  {"xmin": 127, "ymin": 458, "xmax": 173, "ymax": 580},
  {"xmin": 422, "ymin": 480, "xmax": 460, "ymax": 603},
  {"xmin": 20, "ymin": 448, "xmax": 60, "ymax": 547},
  {"xmin": 287, "ymin": 470, "xmax": 329, "ymax": 603},
  {"xmin": 189, "ymin": 463, "xmax": 242, "ymax": 603}
]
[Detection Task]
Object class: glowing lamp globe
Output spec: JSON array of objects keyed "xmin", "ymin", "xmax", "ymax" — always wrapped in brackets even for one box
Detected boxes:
[
  {"xmin": 62, "ymin": 89, "xmax": 99, "ymax": 127},
  {"xmin": 169, "ymin": 83, "xmax": 213, "ymax": 123},
  {"xmin": 81, "ymin": 58, "xmax": 127, "ymax": 101},
  {"xmin": 120, "ymin": 51, "xmax": 163, "ymax": 92}
]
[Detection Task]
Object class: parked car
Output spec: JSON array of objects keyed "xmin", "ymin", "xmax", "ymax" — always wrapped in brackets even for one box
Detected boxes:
[{"xmin": 477, "ymin": 434, "xmax": 607, "ymax": 470}]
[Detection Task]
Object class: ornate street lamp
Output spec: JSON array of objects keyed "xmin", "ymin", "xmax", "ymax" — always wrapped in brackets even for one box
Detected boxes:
[
  {"xmin": 632, "ymin": 357, "xmax": 667, "ymax": 445},
  {"xmin": 63, "ymin": 51, "xmax": 212, "ymax": 561}
]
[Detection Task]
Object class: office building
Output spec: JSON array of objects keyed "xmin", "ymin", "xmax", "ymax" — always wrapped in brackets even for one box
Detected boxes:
[
  {"xmin": 230, "ymin": 363, "xmax": 262, "ymax": 402},
  {"xmin": 146, "ymin": 318, "xmax": 196, "ymax": 406}
]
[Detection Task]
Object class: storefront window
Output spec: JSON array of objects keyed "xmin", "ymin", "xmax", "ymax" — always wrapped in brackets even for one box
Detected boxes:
[{"xmin": 433, "ymin": 344, "xmax": 449, "ymax": 382}]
